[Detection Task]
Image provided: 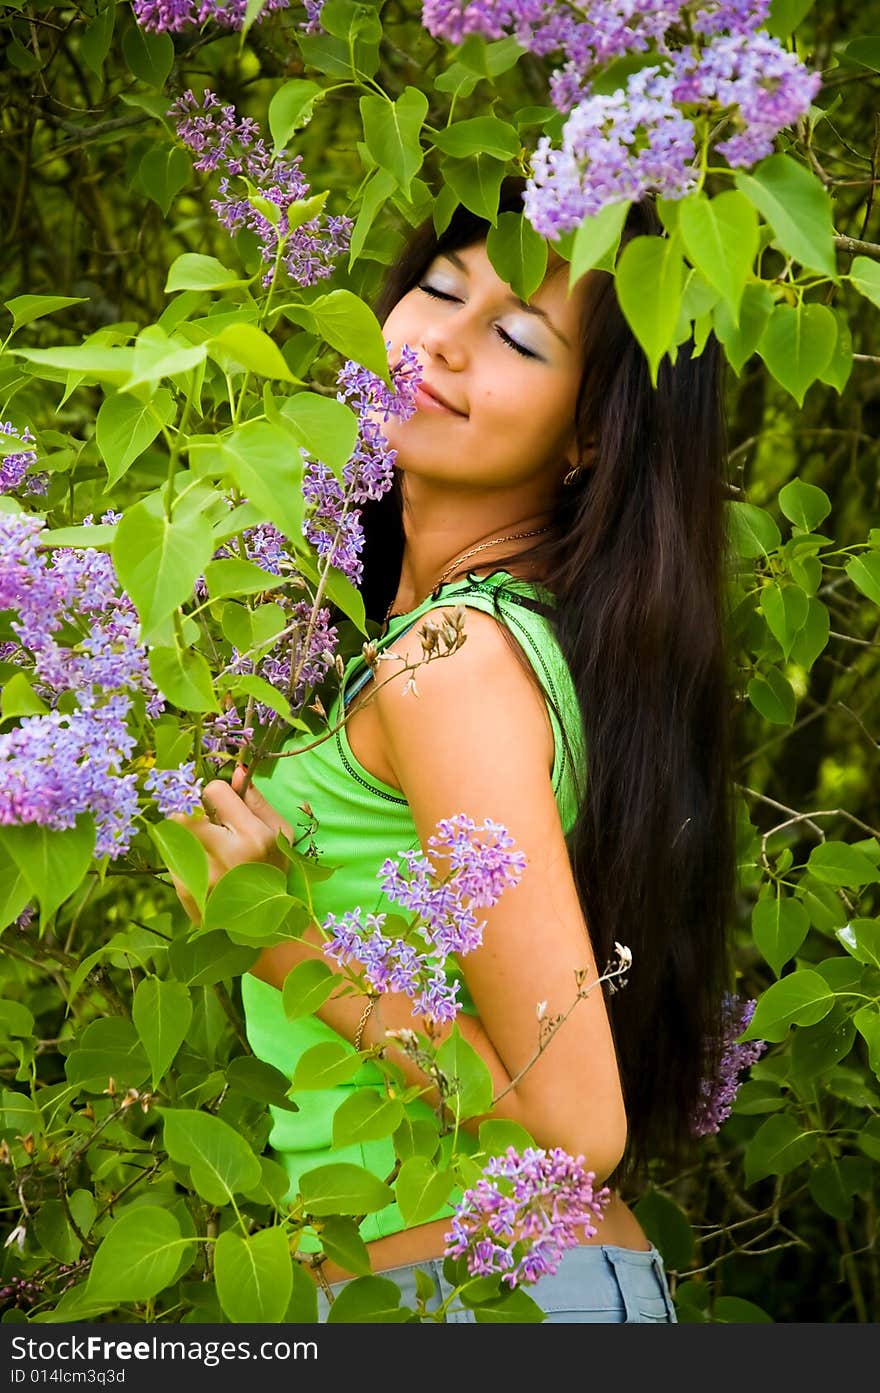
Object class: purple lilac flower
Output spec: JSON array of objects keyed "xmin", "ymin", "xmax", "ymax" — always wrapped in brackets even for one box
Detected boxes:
[
  {"xmin": 323, "ymin": 816, "xmax": 526, "ymax": 1025},
  {"xmin": 691, "ymin": 993, "xmax": 767, "ymax": 1136},
  {"xmin": 303, "ymin": 345, "xmax": 422, "ymax": 586},
  {"xmin": 133, "ymin": 0, "xmax": 288, "ymax": 33},
  {"xmin": 171, "ymin": 89, "xmax": 353, "ymax": 290},
  {"xmin": 444, "ymin": 1145, "xmax": 611, "ymax": 1287},
  {"xmin": 144, "ymin": 762, "xmax": 203, "ymax": 817},
  {"xmin": 0, "ymin": 423, "xmax": 40, "ymax": 495},
  {"xmin": 671, "ymin": 31, "xmax": 823, "ymax": 167},
  {"xmin": 524, "ymin": 64, "xmax": 698, "ymax": 236},
  {"xmin": 692, "ymin": 2, "xmax": 770, "ymax": 38},
  {"xmin": 0, "ymin": 510, "xmax": 186, "ymax": 856},
  {"xmin": 300, "ymin": 0, "xmax": 325, "ymax": 32}
]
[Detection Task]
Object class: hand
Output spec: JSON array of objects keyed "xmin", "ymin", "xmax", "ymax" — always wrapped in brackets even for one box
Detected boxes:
[{"xmin": 168, "ymin": 765, "xmax": 294, "ymax": 925}]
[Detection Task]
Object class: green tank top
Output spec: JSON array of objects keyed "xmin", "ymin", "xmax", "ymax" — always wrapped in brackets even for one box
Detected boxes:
[{"xmin": 241, "ymin": 569, "xmax": 587, "ymax": 1249}]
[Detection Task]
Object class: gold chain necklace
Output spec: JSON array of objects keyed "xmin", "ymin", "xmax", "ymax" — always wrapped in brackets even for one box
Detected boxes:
[{"xmin": 383, "ymin": 523, "xmax": 553, "ymax": 623}]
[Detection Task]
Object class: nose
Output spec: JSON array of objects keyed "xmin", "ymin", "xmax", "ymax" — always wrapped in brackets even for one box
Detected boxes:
[{"xmin": 421, "ymin": 312, "xmax": 468, "ymax": 371}]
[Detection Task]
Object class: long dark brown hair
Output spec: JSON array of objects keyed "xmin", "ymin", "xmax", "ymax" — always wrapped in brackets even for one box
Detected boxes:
[{"xmin": 357, "ymin": 175, "xmax": 737, "ymax": 1192}]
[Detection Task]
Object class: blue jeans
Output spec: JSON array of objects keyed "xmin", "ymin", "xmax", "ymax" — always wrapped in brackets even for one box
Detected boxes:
[{"xmin": 317, "ymin": 1243, "xmax": 678, "ymax": 1323}]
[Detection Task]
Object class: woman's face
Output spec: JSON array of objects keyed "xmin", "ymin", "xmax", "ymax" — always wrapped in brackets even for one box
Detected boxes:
[{"xmin": 378, "ymin": 236, "xmax": 588, "ymax": 501}]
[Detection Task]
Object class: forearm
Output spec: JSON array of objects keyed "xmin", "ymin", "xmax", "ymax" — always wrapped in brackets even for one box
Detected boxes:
[{"xmin": 249, "ymin": 932, "xmax": 531, "ymax": 1140}]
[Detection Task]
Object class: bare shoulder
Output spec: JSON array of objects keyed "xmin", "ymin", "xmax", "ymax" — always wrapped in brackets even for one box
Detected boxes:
[{"xmin": 375, "ymin": 603, "xmax": 555, "ymax": 787}]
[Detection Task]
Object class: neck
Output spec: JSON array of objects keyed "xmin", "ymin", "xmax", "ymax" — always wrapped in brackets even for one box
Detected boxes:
[{"xmin": 387, "ymin": 477, "xmax": 554, "ymax": 618}]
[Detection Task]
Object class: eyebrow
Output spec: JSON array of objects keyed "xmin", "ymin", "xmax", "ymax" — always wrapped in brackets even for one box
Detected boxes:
[{"xmin": 440, "ymin": 250, "xmax": 571, "ymax": 349}]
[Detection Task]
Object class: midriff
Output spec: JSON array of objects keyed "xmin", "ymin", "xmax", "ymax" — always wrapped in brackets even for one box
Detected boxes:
[{"xmin": 309, "ymin": 1190, "xmax": 651, "ymax": 1287}]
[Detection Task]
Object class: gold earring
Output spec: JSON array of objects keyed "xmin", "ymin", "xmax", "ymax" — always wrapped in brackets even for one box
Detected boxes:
[{"xmin": 563, "ymin": 463, "xmax": 584, "ymax": 486}]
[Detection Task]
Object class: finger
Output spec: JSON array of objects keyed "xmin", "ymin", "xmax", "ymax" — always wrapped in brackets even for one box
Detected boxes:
[{"xmin": 236, "ymin": 777, "xmax": 294, "ymax": 843}]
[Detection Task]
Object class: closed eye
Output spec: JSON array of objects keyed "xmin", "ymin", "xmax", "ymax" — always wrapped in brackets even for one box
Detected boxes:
[{"xmin": 416, "ymin": 283, "xmax": 538, "ymax": 359}]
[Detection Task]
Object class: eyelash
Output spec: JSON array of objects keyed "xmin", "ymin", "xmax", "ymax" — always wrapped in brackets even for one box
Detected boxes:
[{"xmin": 416, "ymin": 283, "xmax": 537, "ymax": 359}]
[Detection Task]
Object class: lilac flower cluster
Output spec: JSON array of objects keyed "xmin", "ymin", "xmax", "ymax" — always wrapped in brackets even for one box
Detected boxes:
[
  {"xmin": 133, "ymin": 0, "xmax": 288, "ymax": 34},
  {"xmin": 195, "ymin": 518, "xmax": 338, "ymax": 757},
  {"xmin": 302, "ymin": 344, "xmax": 422, "ymax": 586},
  {"xmin": 691, "ymin": 993, "xmax": 767, "ymax": 1136},
  {"xmin": 144, "ymin": 762, "xmax": 204, "ymax": 817},
  {"xmin": 323, "ymin": 815, "xmax": 527, "ymax": 1024},
  {"xmin": 172, "ymin": 89, "xmax": 353, "ymax": 289},
  {"xmin": 1, "ymin": 422, "xmax": 48, "ymax": 497},
  {"xmin": 0, "ymin": 510, "xmax": 191, "ymax": 858},
  {"xmin": 418, "ymin": 2, "xmax": 820, "ymax": 235},
  {"xmin": 444, "ymin": 1145, "xmax": 611, "ymax": 1286}
]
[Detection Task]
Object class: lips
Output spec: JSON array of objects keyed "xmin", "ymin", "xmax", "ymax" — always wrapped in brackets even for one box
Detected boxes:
[{"xmin": 417, "ymin": 381, "xmax": 467, "ymax": 416}]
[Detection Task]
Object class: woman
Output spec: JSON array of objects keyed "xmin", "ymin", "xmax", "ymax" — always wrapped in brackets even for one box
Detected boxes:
[{"xmin": 171, "ymin": 176, "xmax": 736, "ymax": 1322}]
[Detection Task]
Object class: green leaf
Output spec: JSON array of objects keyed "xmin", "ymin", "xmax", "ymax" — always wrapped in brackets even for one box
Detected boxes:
[
  {"xmin": 202, "ymin": 558, "xmax": 286, "ymax": 600},
  {"xmin": 441, "ymin": 154, "xmax": 507, "ymax": 227},
  {"xmin": 789, "ymin": 597, "xmax": 829, "ymax": 671},
  {"xmin": 332, "ymin": 1091, "xmax": 404, "ymax": 1148},
  {"xmin": 806, "ymin": 840, "xmax": 879, "ymax": 888},
  {"xmin": 678, "ymin": 190, "xmax": 758, "ymax": 325},
  {"xmin": 160, "ymin": 1107, "xmax": 262, "ymax": 1205},
  {"xmin": 432, "ymin": 117, "xmax": 520, "ymax": 161},
  {"xmin": 188, "ymin": 421, "xmax": 306, "ymax": 544},
  {"xmin": 121, "ymin": 21, "xmax": 173, "ymax": 87},
  {"xmin": 149, "ymin": 645, "xmax": 219, "ymax": 714},
  {"xmin": 767, "ymin": 1, "xmax": 815, "ymax": 37},
  {"xmin": 712, "ymin": 1295, "xmax": 774, "ymax": 1323},
  {"xmin": 751, "ymin": 892, "xmax": 811, "ymax": 978},
  {"xmin": 778, "ymin": 479, "xmax": 831, "ymax": 532},
  {"xmin": 269, "ymin": 79, "xmax": 324, "ymax": 153},
  {"xmin": 1, "ymin": 670, "xmax": 50, "ymax": 720},
  {"xmin": 567, "ymin": 201, "xmax": 628, "ymax": 289},
  {"xmin": 849, "ymin": 255, "xmax": 880, "ymax": 309},
  {"xmin": 137, "ymin": 146, "xmax": 192, "ymax": 217},
  {"xmin": 298, "ymin": 1161, "xmax": 394, "ymax": 1216},
  {"xmin": 64, "ymin": 1018, "xmax": 150, "ymax": 1092},
  {"xmin": 215, "ymin": 1227, "xmax": 293, "ymax": 1323},
  {"xmin": 845, "ymin": 552, "xmax": 880, "ymax": 607},
  {"xmin": 712, "ymin": 281, "xmax": 775, "ymax": 376},
  {"xmin": 204, "ymin": 862, "xmax": 295, "ymax": 942},
  {"xmin": 730, "ymin": 1080, "xmax": 787, "ymax": 1115},
  {"xmin": 279, "ymin": 391, "xmax": 359, "ymax": 481},
  {"xmin": 742, "ymin": 970, "xmax": 833, "ymax": 1042},
  {"xmin": 392, "ymin": 1116, "xmax": 440, "ymax": 1163},
  {"xmin": 3, "ymin": 294, "xmax": 87, "ymax": 335},
  {"xmin": 225, "ymin": 1056, "xmax": 299, "ymax": 1113},
  {"xmin": 165, "ymin": 254, "xmax": 247, "ymax": 293},
  {"xmin": 790, "ymin": 1004, "xmax": 856, "ymax": 1085},
  {"xmin": 747, "ymin": 667, "xmax": 796, "ymax": 725},
  {"xmin": 79, "ymin": 3, "xmax": 115, "ymax": 78},
  {"xmin": 33, "ymin": 1191, "xmax": 96, "ymax": 1265},
  {"xmin": 857, "ymin": 1116, "xmax": 880, "ymax": 1161},
  {"xmin": 477, "ymin": 1119, "xmax": 536, "ymax": 1156},
  {"xmin": 615, "ymin": 233, "xmax": 685, "ymax": 387},
  {"xmin": 756, "ymin": 302, "xmax": 837, "ymax": 406},
  {"xmin": 281, "ymin": 290, "xmax": 391, "ymax": 384},
  {"xmin": 435, "ymin": 1025, "xmax": 494, "ymax": 1122},
  {"xmin": 167, "ymin": 932, "xmax": 258, "ymax": 986},
  {"xmin": 282, "ymin": 959, "xmax": 338, "ymax": 1020},
  {"xmin": 486, "ymin": 211, "xmax": 548, "ymax": 304},
  {"xmin": 325, "ymin": 1275, "xmax": 409, "ymax": 1322},
  {"xmin": 0, "ymin": 842, "xmax": 30, "ymax": 933},
  {"xmin": 360, "ymin": 87, "xmax": 428, "ymax": 199},
  {"xmin": 0, "ymin": 1001, "xmax": 33, "ymax": 1039},
  {"xmin": 348, "ymin": 167, "xmax": 398, "ymax": 268},
  {"xmin": 210, "ymin": 324, "xmax": 299, "ymax": 382},
  {"xmin": 632, "ymin": 1189, "xmax": 694, "ymax": 1271},
  {"xmin": 854, "ymin": 1005, "xmax": 880, "ymax": 1079},
  {"xmin": 96, "ymin": 388, "xmax": 174, "ymax": 487},
  {"xmin": 0, "ymin": 815, "xmax": 95, "ymax": 932},
  {"xmin": 735, "ymin": 155, "xmax": 838, "ymax": 278},
  {"xmin": 87, "ymin": 1208, "xmax": 183, "ymax": 1303},
  {"xmin": 808, "ymin": 1157, "xmax": 872, "ymax": 1223},
  {"xmin": 292, "ymin": 1041, "xmax": 363, "ymax": 1090},
  {"xmin": 744, "ymin": 1112, "xmax": 818, "ymax": 1186},
  {"xmin": 836, "ymin": 918, "xmax": 880, "ymax": 971},
  {"xmin": 394, "ymin": 1156, "xmax": 455, "ymax": 1227},
  {"xmin": 113, "ymin": 493, "xmax": 214, "ymax": 640},
  {"xmin": 759, "ymin": 581, "xmax": 809, "ymax": 658},
  {"xmin": 318, "ymin": 1216, "xmax": 372, "ymax": 1277},
  {"xmin": 817, "ymin": 308, "xmax": 853, "ymax": 394},
  {"xmin": 472, "ymin": 1286, "xmax": 545, "ymax": 1323},
  {"xmin": 132, "ymin": 977, "xmax": 192, "ymax": 1089}
]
